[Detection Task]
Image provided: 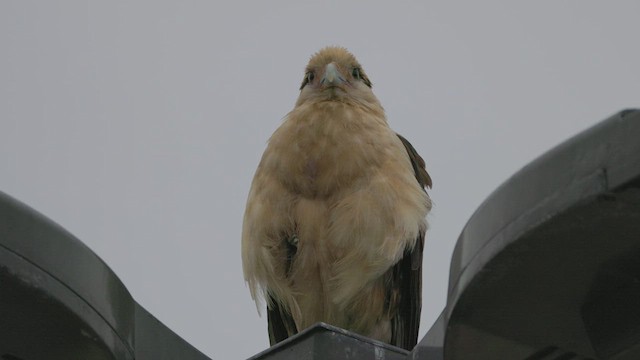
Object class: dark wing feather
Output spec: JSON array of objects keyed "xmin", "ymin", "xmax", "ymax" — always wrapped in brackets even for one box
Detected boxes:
[
  {"xmin": 267, "ymin": 295, "xmax": 298, "ymax": 346},
  {"xmin": 267, "ymin": 235, "xmax": 299, "ymax": 345},
  {"xmin": 397, "ymin": 134, "xmax": 432, "ymax": 189},
  {"xmin": 387, "ymin": 134, "xmax": 431, "ymax": 350}
]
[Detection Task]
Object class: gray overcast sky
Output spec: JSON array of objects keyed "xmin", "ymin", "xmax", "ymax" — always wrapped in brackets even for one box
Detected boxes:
[{"xmin": 1, "ymin": 1, "xmax": 639, "ymax": 358}]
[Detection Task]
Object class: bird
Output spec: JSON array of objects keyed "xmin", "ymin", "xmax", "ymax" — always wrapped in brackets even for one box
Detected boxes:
[{"xmin": 241, "ymin": 46, "xmax": 432, "ymax": 351}]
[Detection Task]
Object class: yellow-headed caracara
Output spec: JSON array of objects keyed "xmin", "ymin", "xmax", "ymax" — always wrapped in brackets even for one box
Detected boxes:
[{"xmin": 242, "ymin": 46, "xmax": 432, "ymax": 350}]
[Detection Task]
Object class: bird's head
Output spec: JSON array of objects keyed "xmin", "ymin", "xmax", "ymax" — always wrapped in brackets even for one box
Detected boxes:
[{"xmin": 295, "ymin": 46, "xmax": 380, "ymax": 108}]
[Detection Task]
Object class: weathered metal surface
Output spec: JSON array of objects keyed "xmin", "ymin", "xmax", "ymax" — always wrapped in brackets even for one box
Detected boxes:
[{"xmin": 248, "ymin": 322, "xmax": 410, "ymax": 360}]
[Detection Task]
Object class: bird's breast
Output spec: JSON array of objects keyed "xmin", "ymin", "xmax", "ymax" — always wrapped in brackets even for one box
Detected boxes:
[{"xmin": 265, "ymin": 102, "xmax": 389, "ymax": 198}]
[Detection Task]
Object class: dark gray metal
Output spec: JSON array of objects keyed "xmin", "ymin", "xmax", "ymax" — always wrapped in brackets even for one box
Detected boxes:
[
  {"xmin": 422, "ymin": 109, "xmax": 640, "ymax": 359},
  {"xmin": 248, "ymin": 322, "xmax": 409, "ymax": 360},
  {"xmin": 409, "ymin": 312, "xmax": 444, "ymax": 360},
  {"xmin": 134, "ymin": 305, "xmax": 210, "ymax": 360},
  {"xmin": 0, "ymin": 192, "xmax": 210, "ymax": 360}
]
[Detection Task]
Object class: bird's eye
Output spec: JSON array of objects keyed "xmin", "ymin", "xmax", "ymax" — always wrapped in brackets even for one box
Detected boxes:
[
  {"xmin": 352, "ymin": 68, "xmax": 361, "ymax": 79},
  {"xmin": 300, "ymin": 71, "xmax": 315, "ymax": 90}
]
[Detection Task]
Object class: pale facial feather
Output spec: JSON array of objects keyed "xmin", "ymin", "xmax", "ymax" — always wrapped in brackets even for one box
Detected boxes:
[{"xmin": 296, "ymin": 47, "xmax": 377, "ymax": 109}]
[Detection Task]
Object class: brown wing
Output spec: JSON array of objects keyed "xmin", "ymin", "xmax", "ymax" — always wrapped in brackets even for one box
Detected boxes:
[
  {"xmin": 267, "ymin": 295, "xmax": 298, "ymax": 346},
  {"xmin": 397, "ymin": 134, "xmax": 432, "ymax": 189},
  {"xmin": 267, "ymin": 236, "xmax": 298, "ymax": 345},
  {"xmin": 387, "ymin": 134, "xmax": 431, "ymax": 350}
]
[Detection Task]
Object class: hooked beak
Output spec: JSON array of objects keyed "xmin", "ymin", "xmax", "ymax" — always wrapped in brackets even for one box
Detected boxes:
[{"xmin": 320, "ymin": 62, "xmax": 346, "ymax": 88}]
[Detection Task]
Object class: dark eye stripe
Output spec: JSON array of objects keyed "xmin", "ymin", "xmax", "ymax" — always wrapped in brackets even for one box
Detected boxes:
[
  {"xmin": 352, "ymin": 67, "xmax": 372, "ymax": 88},
  {"xmin": 300, "ymin": 71, "xmax": 315, "ymax": 90}
]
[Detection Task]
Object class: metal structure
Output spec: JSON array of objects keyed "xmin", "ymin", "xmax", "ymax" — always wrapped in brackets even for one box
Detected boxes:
[
  {"xmin": 1, "ymin": 109, "xmax": 639, "ymax": 359},
  {"xmin": 414, "ymin": 109, "xmax": 640, "ymax": 359},
  {"xmin": 249, "ymin": 323, "xmax": 409, "ymax": 360},
  {"xmin": 0, "ymin": 192, "xmax": 211, "ymax": 359}
]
